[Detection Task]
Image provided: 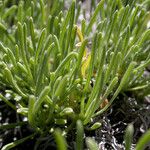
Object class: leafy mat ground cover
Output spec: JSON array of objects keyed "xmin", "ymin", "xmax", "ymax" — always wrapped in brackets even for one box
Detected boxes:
[{"xmin": 0, "ymin": 1, "xmax": 150, "ymax": 150}]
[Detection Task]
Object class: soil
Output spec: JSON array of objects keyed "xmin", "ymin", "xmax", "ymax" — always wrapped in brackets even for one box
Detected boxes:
[
  {"xmin": 0, "ymin": 99, "xmax": 35, "ymax": 150},
  {"xmin": 94, "ymin": 94, "xmax": 150, "ymax": 150}
]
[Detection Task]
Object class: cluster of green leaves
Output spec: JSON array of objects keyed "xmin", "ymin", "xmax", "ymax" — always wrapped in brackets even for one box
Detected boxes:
[{"xmin": 0, "ymin": 0, "xmax": 150, "ymax": 149}]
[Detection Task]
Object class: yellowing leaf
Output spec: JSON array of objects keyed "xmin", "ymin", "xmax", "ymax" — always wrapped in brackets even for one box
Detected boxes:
[
  {"xmin": 76, "ymin": 26, "xmax": 87, "ymax": 57},
  {"xmin": 77, "ymin": 26, "xmax": 84, "ymax": 42},
  {"xmin": 81, "ymin": 54, "xmax": 91, "ymax": 77},
  {"xmin": 76, "ymin": 26, "xmax": 92, "ymax": 78}
]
